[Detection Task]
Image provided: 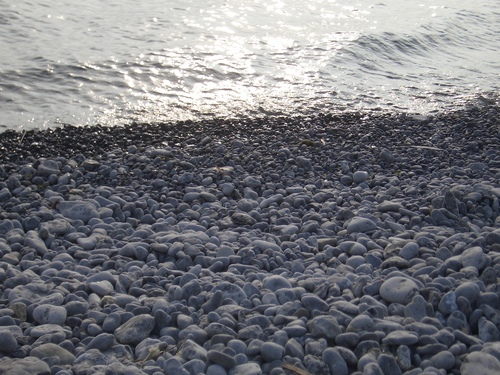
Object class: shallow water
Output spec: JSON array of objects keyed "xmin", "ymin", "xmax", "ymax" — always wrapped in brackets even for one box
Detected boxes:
[{"xmin": 0, "ymin": 0, "xmax": 499, "ymax": 131}]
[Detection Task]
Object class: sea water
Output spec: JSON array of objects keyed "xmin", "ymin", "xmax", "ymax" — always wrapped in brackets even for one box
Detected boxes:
[{"xmin": 0, "ymin": 0, "xmax": 498, "ymax": 131}]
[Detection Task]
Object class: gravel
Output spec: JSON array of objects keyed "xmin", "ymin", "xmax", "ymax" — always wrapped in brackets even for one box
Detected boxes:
[{"xmin": 0, "ymin": 104, "xmax": 499, "ymax": 375}]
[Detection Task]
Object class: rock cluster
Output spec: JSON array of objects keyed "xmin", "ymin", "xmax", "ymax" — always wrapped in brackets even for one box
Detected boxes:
[{"xmin": 0, "ymin": 105, "xmax": 499, "ymax": 375}]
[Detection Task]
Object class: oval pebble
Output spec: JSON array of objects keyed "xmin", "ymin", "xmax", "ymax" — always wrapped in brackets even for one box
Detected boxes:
[{"xmin": 379, "ymin": 277, "xmax": 419, "ymax": 304}]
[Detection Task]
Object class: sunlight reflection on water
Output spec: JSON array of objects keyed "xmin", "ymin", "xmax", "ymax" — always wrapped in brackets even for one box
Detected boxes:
[{"xmin": 0, "ymin": 0, "xmax": 498, "ymax": 130}]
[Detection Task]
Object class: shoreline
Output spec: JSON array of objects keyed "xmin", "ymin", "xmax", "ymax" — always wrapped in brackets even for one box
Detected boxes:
[{"xmin": 0, "ymin": 104, "xmax": 499, "ymax": 374}]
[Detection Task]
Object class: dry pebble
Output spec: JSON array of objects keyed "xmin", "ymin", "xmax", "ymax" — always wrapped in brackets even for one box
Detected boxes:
[{"xmin": 0, "ymin": 106, "xmax": 499, "ymax": 375}]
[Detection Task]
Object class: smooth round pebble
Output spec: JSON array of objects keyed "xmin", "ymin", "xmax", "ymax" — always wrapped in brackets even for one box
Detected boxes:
[{"xmin": 379, "ymin": 277, "xmax": 419, "ymax": 304}]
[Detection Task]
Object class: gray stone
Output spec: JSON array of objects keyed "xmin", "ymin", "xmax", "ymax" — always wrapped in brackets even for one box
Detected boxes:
[
  {"xmin": 382, "ymin": 331, "xmax": 418, "ymax": 346},
  {"xmin": 346, "ymin": 315, "xmax": 375, "ymax": 333},
  {"xmin": 461, "ymin": 246, "xmax": 487, "ymax": 271},
  {"xmin": 29, "ymin": 324, "xmax": 70, "ymax": 338},
  {"xmin": 339, "ymin": 241, "xmax": 368, "ymax": 256},
  {"xmin": 178, "ymin": 339, "xmax": 208, "ymax": 361},
  {"xmin": 379, "ymin": 277, "xmax": 419, "ymax": 305},
  {"xmin": 430, "ymin": 350, "xmax": 455, "ymax": 371},
  {"xmin": 461, "ymin": 351, "xmax": 500, "ymax": 375},
  {"xmin": 114, "ymin": 314, "xmax": 155, "ymax": 345},
  {"xmin": 308, "ymin": 315, "xmax": 341, "ymax": 339},
  {"xmin": 56, "ymin": 201, "xmax": 99, "ymax": 223},
  {"xmin": 455, "ymin": 281, "xmax": 480, "ymax": 303},
  {"xmin": 262, "ymin": 275, "xmax": 292, "ymax": 292},
  {"xmin": 38, "ymin": 159, "xmax": 61, "ymax": 176},
  {"xmin": 346, "ymin": 217, "xmax": 377, "ymax": 234},
  {"xmin": 211, "ymin": 282, "xmax": 247, "ymax": 304},
  {"xmin": 478, "ymin": 316, "xmax": 500, "ymax": 342},
  {"xmin": 379, "ymin": 148, "xmax": 395, "ymax": 163},
  {"xmin": 323, "ymin": 348, "xmax": 348, "ymax": 375},
  {"xmin": 396, "ymin": 345, "xmax": 412, "ymax": 371},
  {"xmin": 89, "ymin": 280, "xmax": 114, "ymax": 296},
  {"xmin": 260, "ymin": 342, "xmax": 284, "ymax": 362},
  {"xmin": 0, "ymin": 357, "xmax": 51, "ymax": 375},
  {"xmin": 296, "ymin": 156, "xmax": 312, "ymax": 170},
  {"xmin": 0, "ymin": 330, "xmax": 18, "ymax": 352},
  {"xmin": 231, "ymin": 212, "xmax": 257, "ymax": 226},
  {"xmin": 30, "ymin": 343, "xmax": 76, "ymax": 365},
  {"xmin": 232, "ymin": 363, "xmax": 262, "ymax": 375},
  {"xmin": 72, "ymin": 349, "xmax": 108, "ymax": 375},
  {"xmin": 207, "ymin": 350, "xmax": 237, "ymax": 370},
  {"xmin": 377, "ymin": 353, "xmax": 402, "ymax": 375},
  {"xmin": 399, "ymin": 242, "xmax": 419, "ymax": 260},
  {"xmin": 378, "ymin": 201, "xmax": 403, "ymax": 212},
  {"xmin": 86, "ymin": 333, "xmax": 115, "ymax": 351},
  {"xmin": 404, "ymin": 295, "xmax": 427, "ymax": 322},
  {"xmin": 24, "ymin": 231, "xmax": 48, "ymax": 256},
  {"xmin": 243, "ymin": 176, "xmax": 261, "ymax": 188},
  {"xmin": 301, "ymin": 294, "xmax": 329, "ymax": 312},
  {"xmin": 438, "ymin": 290, "xmax": 457, "ymax": 315},
  {"xmin": 353, "ymin": 171, "xmax": 369, "ymax": 184},
  {"xmin": 32, "ymin": 304, "xmax": 67, "ymax": 325}
]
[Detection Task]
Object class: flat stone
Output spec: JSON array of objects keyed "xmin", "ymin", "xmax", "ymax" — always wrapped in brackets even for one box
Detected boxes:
[
  {"xmin": 382, "ymin": 331, "xmax": 419, "ymax": 346},
  {"xmin": 379, "ymin": 277, "xmax": 419, "ymax": 305}
]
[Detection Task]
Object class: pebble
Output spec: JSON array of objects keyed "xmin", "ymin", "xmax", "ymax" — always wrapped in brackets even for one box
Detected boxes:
[
  {"xmin": 379, "ymin": 277, "xmax": 419, "ymax": 304},
  {"xmin": 0, "ymin": 330, "xmax": 18, "ymax": 352},
  {"xmin": 0, "ymin": 357, "xmax": 51, "ymax": 375},
  {"xmin": 346, "ymin": 217, "xmax": 378, "ymax": 233},
  {"xmin": 308, "ymin": 315, "xmax": 342, "ymax": 339},
  {"xmin": 30, "ymin": 343, "xmax": 76, "ymax": 365},
  {"xmin": 114, "ymin": 314, "xmax": 155, "ymax": 345},
  {"xmin": 32, "ymin": 304, "xmax": 67, "ymax": 325},
  {"xmin": 260, "ymin": 342, "xmax": 285, "ymax": 362},
  {"xmin": 461, "ymin": 351, "xmax": 500, "ymax": 375},
  {"xmin": 382, "ymin": 331, "xmax": 419, "ymax": 346}
]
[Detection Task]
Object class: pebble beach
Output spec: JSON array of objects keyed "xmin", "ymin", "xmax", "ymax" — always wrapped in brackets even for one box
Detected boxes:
[{"xmin": 0, "ymin": 105, "xmax": 499, "ymax": 375}]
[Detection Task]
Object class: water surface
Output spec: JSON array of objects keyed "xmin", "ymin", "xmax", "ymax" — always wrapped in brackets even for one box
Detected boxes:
[{"xmin": 0, "ymin": 0, "xmax": 498, "ymax": 131}]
